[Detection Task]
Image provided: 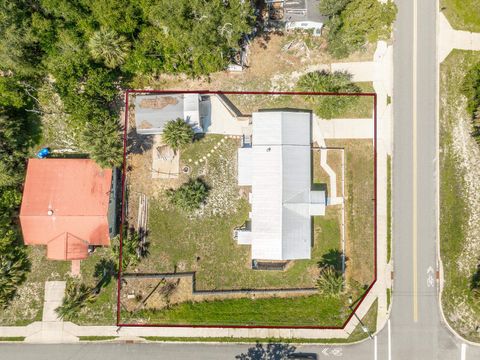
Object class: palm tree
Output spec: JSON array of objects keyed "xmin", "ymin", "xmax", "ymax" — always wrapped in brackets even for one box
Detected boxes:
[
  {"xmin": 55, "ymin": 278, "xmax": 96, "ymax": 321},
  {"xmin": 316, "ymin": 265, "xmax": 344, "ymax": 297},
  {"xmin": 81, "ymin": 116, "xmax": 123, "ymax": 169},
  {"xmin": 166, "ymin": 178, "xmax": 209, "ymax": 212},
  {"xmin": 88, "ymin": 29, "xmax": 130, "ymax": 68},
  {"xmin": 162, "ymin": 118, "xmax": 194, "ymax": 152},
  {"xmin": 111, "ymin": 228, "xmax": 146, "ymax": 270},
  {"xmin": 0, "ymin": 246, "xmax": 30, "ymax": 307}
]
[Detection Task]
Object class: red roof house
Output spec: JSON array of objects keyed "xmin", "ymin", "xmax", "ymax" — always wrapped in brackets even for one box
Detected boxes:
[{"xmin": 20, "ymin": 159, "xmax": 113, "ymax": 260}]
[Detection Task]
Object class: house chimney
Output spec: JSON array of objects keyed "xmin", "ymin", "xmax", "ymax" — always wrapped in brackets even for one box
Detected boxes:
[{"xmin": 47, "ymin": 209, "xmax": 54, "ymax": 216}]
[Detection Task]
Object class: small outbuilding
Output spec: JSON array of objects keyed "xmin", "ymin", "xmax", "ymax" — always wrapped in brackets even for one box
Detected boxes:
[
  {"xmin": 135, "ymin": 93, "xmax": 206, "ymax": 135},
  {"xmin": 20, "ymin": 159, "xmax": 113, "ymax": 261},
  {"xmin": 266, "ymin": 0, "xmax": 326, "ymax": 36}
]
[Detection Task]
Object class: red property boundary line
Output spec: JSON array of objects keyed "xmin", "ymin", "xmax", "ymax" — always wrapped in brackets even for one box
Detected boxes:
[{"xmin": 116, "ymin": 89, "xmax": 378, "ymax": 330}]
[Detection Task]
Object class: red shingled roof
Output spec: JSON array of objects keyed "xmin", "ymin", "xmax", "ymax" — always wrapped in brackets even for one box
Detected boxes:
[{"xmin": 20, "ymin": 159, "xmax": 112, "ymax": 260}]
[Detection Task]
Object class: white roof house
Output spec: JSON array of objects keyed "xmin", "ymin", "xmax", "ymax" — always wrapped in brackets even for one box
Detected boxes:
[
  {"xmin": 237, "ymin": 111, "xmax": 326, "ymax": 261},
  {"xmin": 266, "ymin": 0, "xmax": 326, "ymax": 36},
  {"xmin": 135, "ymin": 94, "xmax": 205, "ymax": 135}
]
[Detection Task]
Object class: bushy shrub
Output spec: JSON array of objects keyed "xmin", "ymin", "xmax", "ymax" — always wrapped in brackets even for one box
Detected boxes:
[
  {"xmin": 462, "ymin": 62, "xmax": 480, "ymax": 117},
  {"xmin": 316, "ymin": 266, "xmax": 344, "ymax": 297},
  {"xmin": 111, "ymin": 227, "xmax": 147, "ymax": 270},
  {"xmin": 296, "ymin": 70, "xmax": 360, "ymax": 119},
  {"xmin": 166, "ymin": 178, "xmax": 209, "ymax": 212}
]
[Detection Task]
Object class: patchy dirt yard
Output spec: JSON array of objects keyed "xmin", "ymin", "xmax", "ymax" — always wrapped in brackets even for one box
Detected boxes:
[
  {"xmin": 0, "ymin": 247, "xmax": 70, "ymax": 325},
  {"xmin": 130, "ymin": 34, "xmax": 375, "ymax": 118}
]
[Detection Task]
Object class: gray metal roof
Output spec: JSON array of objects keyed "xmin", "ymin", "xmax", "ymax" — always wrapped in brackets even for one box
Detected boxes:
[
  {"xmin": 238, "ymin": 111, "xmax": 325, "ymax": 261},
  {"xmin": 134, "ymin": 94, "xmax": 202, "ymax": 135}
]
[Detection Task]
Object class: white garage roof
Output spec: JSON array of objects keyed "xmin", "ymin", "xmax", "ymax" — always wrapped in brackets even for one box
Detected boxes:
[{"xmin": 241, "ymin": 111, "xmax": 323, "ymax": 261}]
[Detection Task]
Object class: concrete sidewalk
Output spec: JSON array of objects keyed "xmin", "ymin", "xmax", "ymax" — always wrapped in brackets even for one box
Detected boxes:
[
  {"xmin": 22, "ymin": 281, "xmax": 78, "ymax": 343},
  {"xmin": 438, "ymin": 12, "xmax": 480, "ymax": 63},
  {"xmin": 315, "ymin": 117, "xmax": 374, "ymax": 139}
]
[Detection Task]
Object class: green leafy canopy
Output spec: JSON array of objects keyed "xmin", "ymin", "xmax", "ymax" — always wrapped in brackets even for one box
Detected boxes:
[{"xmin": 296, "ymin": 70, "xmax": 360, "ymax": 119}]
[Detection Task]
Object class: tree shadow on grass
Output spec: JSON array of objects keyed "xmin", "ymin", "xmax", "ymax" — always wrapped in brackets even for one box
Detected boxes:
[
  {"xmin": 127, "ymin": 128, "xmax": 154, "ymax": 155},
  {"xmin": 235, "ymin": 342, "xmax": 296, "ymax": 360},
  {"xmin": 318, "ymin": 249, "xmax": 347, "ymax": 273},
  {"xmin": 93, "ymin": 258, "xmax": 117, "ymax": 292}
]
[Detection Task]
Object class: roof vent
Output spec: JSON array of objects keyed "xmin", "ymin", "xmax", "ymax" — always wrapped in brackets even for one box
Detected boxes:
[{"xmin": 47, "ymin": 210, "xmax": 54, "ymax": 216}]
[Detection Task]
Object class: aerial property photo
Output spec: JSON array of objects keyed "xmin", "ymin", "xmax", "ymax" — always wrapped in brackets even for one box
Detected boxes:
[
  {"xmin": 7, "ymin": 0, "xmax": 480, "ymax": 357},
  {"xmin": 118, "ymin": 90, "xmax": 377, "ymax": 328},
  {"xmin": 0, "ymin": 0, "xmax": 400, "ymax": 350}
]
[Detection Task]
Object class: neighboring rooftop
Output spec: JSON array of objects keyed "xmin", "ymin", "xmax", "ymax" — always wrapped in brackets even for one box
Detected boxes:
[
  {"xmin": 266, "ymin": 0, "xmax": 326, "ymax": 25},
  {"xmin": 20, "ymin": 159, "xmax": 112, "ymax": 260},
  {"xmin": 237, "ymin": 111, "xmax": 325, "ymax": 261},
  {"xmin": 135, "ymin": 93, "xmax": 205, "ymax": 135}
]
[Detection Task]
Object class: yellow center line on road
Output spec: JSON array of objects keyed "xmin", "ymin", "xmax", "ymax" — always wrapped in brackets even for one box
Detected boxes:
[{"xmin": 412, "ymin": 0, "xmax": 418, "ymax": 323}]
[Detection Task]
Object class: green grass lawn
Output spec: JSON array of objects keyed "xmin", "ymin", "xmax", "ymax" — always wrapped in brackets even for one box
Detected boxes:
[
  {"xmin": 123, "ymin": 293, "xmax": 352, "ymax": 327},
  {"xmin": 139, "ymin": 299, "xmax": 378, "ymax": 343},
  {"xmin": 440, "ymin": 50, "xmax": 480, "ymax": 342},
  {"xmin": 441, "ymin": 0, "xmax": 480, "ymax": 32},
  {"xmin": 387, "ymin": 288, "xmax": 391, "ymax": 310},
  {"xmin": 347, "ymin": 299, "xmax": 378, "ymax": 342},
  {"xmin": 0, "ymin": 337, "xmax": 25, "ymax": 342},
  {"xmin": 79, "ymin": 336, "xmax": 117, "ymax": 341},
  {"xmin": 325, "ymin": 139, "xmax": 375, "ymax": 287}
]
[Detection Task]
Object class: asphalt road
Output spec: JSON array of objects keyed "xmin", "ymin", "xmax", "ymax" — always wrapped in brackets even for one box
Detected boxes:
[
  {"xmin": 0, "ymin": 343, "xmax": 371, "ymax": 360},
  {"xmin": 384, "ymin": 0, "xmax": 480, "ymax": 359}
]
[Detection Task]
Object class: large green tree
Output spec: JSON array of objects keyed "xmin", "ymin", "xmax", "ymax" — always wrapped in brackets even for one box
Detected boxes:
[
  {"xmin": 81, "ymin": 116, "xmax": 124, "ymax": 169},
  {"xmin": 127, "ymin": 0, "xmax": 254, "ymax": 75},
  {"xmin": 0, "ymin": 188, "xmax": 30, "ymax": 307},
  {"xmin": 88, "ymin": 29, "xmax": 130, "ymax": 68},
  {"xmin": 318, "ymin": 0, "xmax": 351, "ymax": 16},
  {"xmin": 326, "ymin": 0, "xmax": 397, "ymax": 58}
]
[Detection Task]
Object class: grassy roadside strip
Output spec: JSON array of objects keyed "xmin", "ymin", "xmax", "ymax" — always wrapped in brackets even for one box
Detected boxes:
[
  {"xmin": 141, "ymin": 300, "xmax": 378, "ymax": 345},
  {"xmin": 78, "ymin": 336, "xmax": 117, "ymax": 341},
  {"xmin": 122, "ymin": 294, "xmax": 348, "ymax": 327},
  {"xmin": 440, "ymin": 1, "xmax": 480, "ymax": 33},
  {"xmin": 387, "ymin": 288, "xmax": 391, "ymax": 310},
  {"xmin": 387, "ymin": 155, "xmax": 392, "ymax": 263},
  {"xmin": 440, "ymin": 50, "xmax": 480, "ymax": 342},
  {"xmin": 0, "ymin": 337, "xmax": 25, "ymax": 342}
]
